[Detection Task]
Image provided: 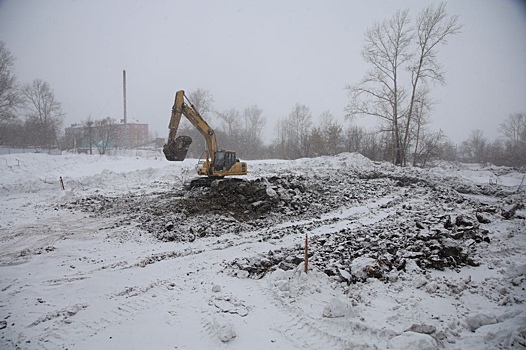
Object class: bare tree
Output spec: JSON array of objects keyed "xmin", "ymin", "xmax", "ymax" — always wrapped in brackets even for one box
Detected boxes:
[
  {"xmin": 314, "ymin": 125, "xmax": 330, "ymax": 157},
  {"xmin": 187, "ymin": 88, "xmax": 214, "ymax": 120},
  {"xmin": 343, "ymin": 125, "xmax": 366, "ymax": 154},
  {"xmin": 345, "ymin": 9, "xmax": 412, "ymax": 165},
  {"xmin": 402, "ymin": 3, "xmax": 461, "ymax": 163},
  {"xmin": 216, "ymin": 107, "xmax": 241, "ymax": 150},
  {"xmin": 0, "ymin": 41, "xmax": 23, "ymax": 144},
  {"xmin": 500, "ymin": 112, "xmax": 525, "ymax": 148},
  {"xmin": 273, "ymin": 119, "xmax": 289, "ymax": 159},
  {"xmin": 413, "ymin": 129, "xmax": 446, "ymax": 167},
  {"xmin": 486, "ymin": 139, "xmax": 507, "ymax": 166},
  {"xmin": 460, "ymin": 129, "xmax": 487, "ymax": 164},
  {"xmin": 500, "ymin": 112, "xmax": 526, "ymax": 166},
  {"xmin": 439, "ymin": 140, "xmax": 458, "ymax": 162},
  {"xmin": 21, "ymin": 79, "xmax": 64, "ymax": 148},
  {"xmin": 411, "ymin": 88, "xmax": 435, "ymax": 166},
  {"xmin": 271, "ymin": 105, "xmax": 312, "ymax": 159},
  {"xmin": 346, "ymin": 3, "xmax": 461, "ymax": 166},
  {"xmin": 318, "ymin": 111, "xmax": 343, "ymax": 156},
  {"xmin": 287, "ymin": 104, "xmax": 312, "ymax": 158},
  {"xmin": 242, "ymin": 105, "xmax": 265, "ymax": 158},
  {"xmin": 94, "ymin": 117, "xmax": 117, "ymax": 155}
]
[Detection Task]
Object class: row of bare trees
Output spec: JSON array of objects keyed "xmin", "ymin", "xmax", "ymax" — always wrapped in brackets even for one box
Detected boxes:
[
  {"xmin": 162, "ymin": 84, "xmax": 525, "ymax": 168},
  {"xmin": 272, "ymin": 109, "xmax": 526, "ymax": 167},
  {"xmin": 69, "ymin": 117, "xmax": 119, "ymax": 155},
  {"xmin": 270, "ymin": 104, "xmax": 447, "ymax": 166},
  {"xmin": 455, "ymin": 113, "xmax": 526, "ymax": 167},
  {"xmin": 163, "ymin": 88, "xmax": 446, "ymax": 165},
  {"xmin": 0, "ymin": 41, "xmax": 64, "ymax": 148}
]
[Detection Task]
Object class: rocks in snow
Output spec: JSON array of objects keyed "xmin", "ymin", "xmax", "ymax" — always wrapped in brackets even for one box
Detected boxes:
[
  {"xmin": 213, "ymin": 319, "xmax": 237, "ymax": 343},
  {"xmin": 501, "ymin": 203, "xmax": 522, "ymax": 219},
  {"xmin": 350, "ymin": 257, "xmax": 383, "ymax": 281},
  {"xmin": 455, "ymin": 214, "xmax": 476, "ymax": 227},
  {"xmin": 236, "ymin": 270, "xmax": 249, "ymax": 279},
  {"xmin": 446, "ymin": 279, "xmax": 468, "ymax": 295},
  {"xmin": 225, "ymin": 206, "xmax": 491, "ymax": 280},
  {"xmin": 476, "ymin": 212, "xmax": 491, "ymax": 224},
  {"xmin": 465, "ymin": 313, "xmax": 498, "ymax": 332},
  {"xmin": 60, "ymin": 164, "xmax": 516, "ymax": 286},
  {"xmin": 212, "ymin": 295, "xmax": 248, "ymax": 317},
  {"xmin": 387, "ymin": 331, "xmax": 438, "ymax": 350},
  {"xmin": 322, "ymin": 297, "xmax": 356, "ymax": 318},
  {"xmin": 413, "ymin": 276, "xmax": 428, "ymax": 289},
  {"xmin": 406, "ymin": 324, "xmax": 437, "ymax": 335}
]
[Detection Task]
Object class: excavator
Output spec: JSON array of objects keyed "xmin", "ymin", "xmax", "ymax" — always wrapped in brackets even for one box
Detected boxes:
[{"xmin": 163, "ymin": 90, "xmax": 247, "ymax": 186}]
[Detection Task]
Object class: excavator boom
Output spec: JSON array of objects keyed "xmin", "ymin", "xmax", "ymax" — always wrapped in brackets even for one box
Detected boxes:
[{"xmin": 163, "ymin": 90, "xmax": 217, "ymax": 162}]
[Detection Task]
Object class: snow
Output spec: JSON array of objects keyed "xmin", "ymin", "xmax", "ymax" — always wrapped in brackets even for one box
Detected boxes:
[{"xmin": 1, "ymin": 151, "xmax": 525, "ymax": 349}]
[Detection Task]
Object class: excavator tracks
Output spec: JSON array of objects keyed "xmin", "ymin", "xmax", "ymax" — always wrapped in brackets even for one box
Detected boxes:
[{"xmin": 184, "ymin": 177, "xmax": 245, "ymax": 190}]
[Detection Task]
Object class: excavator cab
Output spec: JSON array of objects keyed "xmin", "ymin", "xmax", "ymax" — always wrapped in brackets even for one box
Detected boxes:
[{"xmin": 213, "ymin": 150, "xmax": 238, "ymax": 172}]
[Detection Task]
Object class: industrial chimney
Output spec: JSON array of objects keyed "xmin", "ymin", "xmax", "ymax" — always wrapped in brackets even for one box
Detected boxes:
[{"xmin": 123, "ymin": 70, "xmax": 127, "ymax": 125}]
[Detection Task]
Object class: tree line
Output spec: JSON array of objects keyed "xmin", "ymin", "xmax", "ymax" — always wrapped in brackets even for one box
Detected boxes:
[
  {"xmin": 166, "ymin": 87, "xmax": 526, "ymax": 168},
  {"xmin": 0, "ymin": 41, "xmax": 64, "ymax": 149},
  {"xmin": 66, "ymin": 116, "xmax": 120, "ymax": 155}
]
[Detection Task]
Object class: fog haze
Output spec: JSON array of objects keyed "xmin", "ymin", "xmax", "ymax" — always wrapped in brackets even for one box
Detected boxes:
[{"xmin": 1, "ymin": 0, "xmax": 525, "ymax": 144}]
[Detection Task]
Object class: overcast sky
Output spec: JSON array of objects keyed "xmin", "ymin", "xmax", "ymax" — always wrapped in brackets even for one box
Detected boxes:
[{"xmin": 1, "ymin": 0, "xmax": 525, "ymax": 144}]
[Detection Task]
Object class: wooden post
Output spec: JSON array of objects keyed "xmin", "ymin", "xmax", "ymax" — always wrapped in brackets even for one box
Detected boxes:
[
  {"xmin": 59, "ymin": 177, "xmax": 65, "ymax": 190},
  {"xmin": 304, "ymin": 232, "xmax": 309, "ymax": 274}
]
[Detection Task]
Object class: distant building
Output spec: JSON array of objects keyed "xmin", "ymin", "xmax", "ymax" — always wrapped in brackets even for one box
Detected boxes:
[
  {"xmin": 122, "ymin": 123, "xmax": 149, "ymax": 148},
  {"xmin": 65, "ymin": 121, "xmax": 149, "ymax": 152}
]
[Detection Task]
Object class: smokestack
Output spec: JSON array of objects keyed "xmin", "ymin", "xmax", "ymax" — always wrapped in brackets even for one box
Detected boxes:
[{"xmin": 123, "ymin": 70, "xmax": 127, "ymax": 124}]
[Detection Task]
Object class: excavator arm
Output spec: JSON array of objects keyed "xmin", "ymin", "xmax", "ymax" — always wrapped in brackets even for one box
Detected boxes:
[{"xmin": 163, "ymin": 90, "xmax": 217, "ymax": 164}]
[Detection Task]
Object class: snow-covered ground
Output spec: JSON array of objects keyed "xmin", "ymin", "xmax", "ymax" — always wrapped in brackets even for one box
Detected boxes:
[{"xmin": 0, "ymin": 152, "xmax": 525, "ymax": 349}]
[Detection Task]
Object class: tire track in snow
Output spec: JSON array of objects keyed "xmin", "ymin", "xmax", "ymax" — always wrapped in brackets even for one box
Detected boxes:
[
  {"xmin": 33, "ymin": 280, "xmax": 180, "ymax": 348},
  {"xmin": 0, "ymin": 215, "xmax": 115, "ymax": 266},
  {"xmin": 261, "ymin": 266, "xmax": 396, "ymax": 350}
]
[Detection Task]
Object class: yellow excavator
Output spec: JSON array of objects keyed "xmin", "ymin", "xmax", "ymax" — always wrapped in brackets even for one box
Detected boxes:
[{"xmin": 163, "ymin": 90, "xmax": 248, "ymax": 185}]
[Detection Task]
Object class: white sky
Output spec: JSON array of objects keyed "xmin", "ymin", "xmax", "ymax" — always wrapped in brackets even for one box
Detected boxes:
[{"xmin": 0, "ymin": 0, "xmax": 525, "ymax": 144}]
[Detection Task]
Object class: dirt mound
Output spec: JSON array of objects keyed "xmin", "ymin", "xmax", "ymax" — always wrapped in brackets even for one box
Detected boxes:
[
  {"xmin": 180, "ymin": 178, "xmax": 278, "ymax": 219},
  {"xmin": 59, "ymin": 175, "xmax": 322, "ymax": 241}
]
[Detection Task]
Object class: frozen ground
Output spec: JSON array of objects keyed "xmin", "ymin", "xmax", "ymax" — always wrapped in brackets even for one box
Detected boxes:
[{"xmin": 0, "ymin": 152, "xmax": 525, "ymax": 349}]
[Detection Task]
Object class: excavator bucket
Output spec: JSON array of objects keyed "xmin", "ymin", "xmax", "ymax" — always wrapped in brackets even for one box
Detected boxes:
[{"xmin": 163, "ymin": 135, "xmax": 193, "ymax": 161}]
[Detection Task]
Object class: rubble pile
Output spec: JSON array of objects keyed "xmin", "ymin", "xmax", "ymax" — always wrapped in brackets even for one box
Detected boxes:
[
  {"xmin": 224, "ymin": 172, "xmax": 525, "ymax": 281},
  {"xmin": 226, "ymin": 211, "xmax": 493, "ymax": 282},
  {"xmin": 61, "ymin": 166, "xmax": 524, "ymax": 281},
  {"xmin": 61, "ymin": 174, "xmax": 394, "ymax": 242}
]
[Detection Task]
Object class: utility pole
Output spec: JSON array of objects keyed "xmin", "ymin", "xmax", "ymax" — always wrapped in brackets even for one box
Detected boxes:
[{"xmin": 123, "ymin": 70, "xmax": 127, "ymax": 125}]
